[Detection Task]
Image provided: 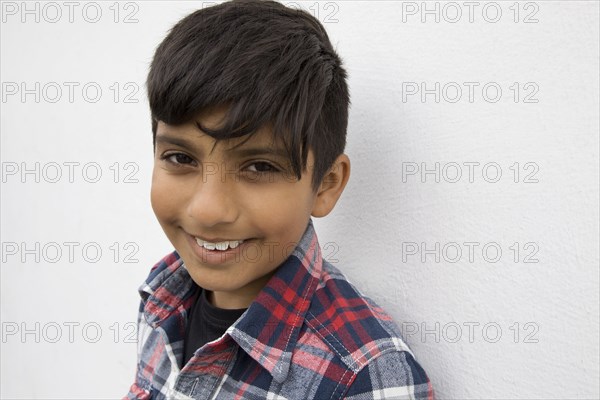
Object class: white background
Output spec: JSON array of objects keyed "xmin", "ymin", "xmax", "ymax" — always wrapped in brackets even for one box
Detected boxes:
[{"xmin": 1, "ymin": 1, "xmax": 599, "ymax": 398}]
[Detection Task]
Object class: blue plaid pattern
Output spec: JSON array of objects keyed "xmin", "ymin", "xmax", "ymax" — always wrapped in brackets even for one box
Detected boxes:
[{"xmin": 125, "ymin": 221, "xmax": 433, "ymax": 399}]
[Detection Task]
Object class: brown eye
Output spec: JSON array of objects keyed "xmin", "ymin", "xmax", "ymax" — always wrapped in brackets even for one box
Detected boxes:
[
  {"xmin": 246, "ymin": 162, "xmax": 278, "ymax": 173},
  {"xmin": 161, "ymin": 152, "xmax": 195, "ymax": 166}
]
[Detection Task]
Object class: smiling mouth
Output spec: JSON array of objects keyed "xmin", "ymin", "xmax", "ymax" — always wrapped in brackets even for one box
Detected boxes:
[{"xmin": 194, "ymin": 237, "xmax": 245, "ymax": 251}]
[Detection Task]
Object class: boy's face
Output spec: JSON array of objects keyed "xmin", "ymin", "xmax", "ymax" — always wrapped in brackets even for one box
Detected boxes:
[{"xmin": 151, "ymin": 106, "xmax": 320, "ymax": 309}]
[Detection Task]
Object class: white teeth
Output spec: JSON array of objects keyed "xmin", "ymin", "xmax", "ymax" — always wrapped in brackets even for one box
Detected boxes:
[{"xmin": 195, "ymin": 238, "xmax": 244, "ymax": 251}]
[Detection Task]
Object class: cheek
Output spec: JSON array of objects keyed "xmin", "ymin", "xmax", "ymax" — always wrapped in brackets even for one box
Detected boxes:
[
  {"xmin": 248, "ymin": 186, "xmax": 315, "ymax": 232},
  {"xmin": 150, "ymin": 171, "xmax": 181, "ymax": 222}
]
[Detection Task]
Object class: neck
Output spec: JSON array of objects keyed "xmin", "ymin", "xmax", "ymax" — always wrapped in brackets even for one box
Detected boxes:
[{"xmin": 208, "ymin": 270, "xmax": 276, "ymax": 309}]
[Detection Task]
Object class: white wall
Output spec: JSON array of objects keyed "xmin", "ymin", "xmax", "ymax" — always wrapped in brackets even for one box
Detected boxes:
[{"xmin": 1, "ymin": 1, "xmax": 598, "ymax": 398}]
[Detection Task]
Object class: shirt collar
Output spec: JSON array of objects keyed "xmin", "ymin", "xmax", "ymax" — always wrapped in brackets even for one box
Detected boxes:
[
  {"xmin": 139, "ymin": 220, "xmax": 322, "ymax": 383},
  {"xmin": 138, "ymin": 252, "xmax": 195, "ymax": 327},
  {"xmin": 228, "ymin": 220, "xmax": 322, "ymax": 383}
]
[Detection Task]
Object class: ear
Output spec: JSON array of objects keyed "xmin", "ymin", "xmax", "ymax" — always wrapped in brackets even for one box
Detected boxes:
[{"xmin": 311, "ymin": 154, "xmax": 351, "ymax": 218}]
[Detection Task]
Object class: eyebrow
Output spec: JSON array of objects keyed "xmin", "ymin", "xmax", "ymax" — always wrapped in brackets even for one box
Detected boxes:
[
  {"xmin": 155, "ymin": 134, "xmax": 288, "ymax": 160},
  {"xmin": 155, "ymin": 134, "xmax": 197, "ymax": 149}
]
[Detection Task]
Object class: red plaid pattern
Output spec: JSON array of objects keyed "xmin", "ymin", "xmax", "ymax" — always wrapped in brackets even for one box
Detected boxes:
[{"xmin": 125, "ymin": 221, "xmax": 433, "ymax": 399}]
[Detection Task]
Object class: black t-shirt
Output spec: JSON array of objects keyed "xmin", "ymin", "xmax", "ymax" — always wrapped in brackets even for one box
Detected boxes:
[{"xmin": 183, "ymin": 288, "xmax": 247, "ymax": 366}]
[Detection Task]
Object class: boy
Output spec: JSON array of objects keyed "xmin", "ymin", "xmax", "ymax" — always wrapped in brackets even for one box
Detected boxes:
[{"xmin": 126, "ymin": 1, "xmax": 433, "ymax": 398}]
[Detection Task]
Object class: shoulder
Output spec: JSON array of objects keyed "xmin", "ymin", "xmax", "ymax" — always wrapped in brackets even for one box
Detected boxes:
[
  {"xmin": 344, "ymin": 350, "xmax": 434, "ymax": 399},
  {"xmin": 307, "ymin": 260, "xmax": 413, "ymax": 369},
  {"xmin": 304, "ymin": 260, "xmax": 433, "ymax": 396}
]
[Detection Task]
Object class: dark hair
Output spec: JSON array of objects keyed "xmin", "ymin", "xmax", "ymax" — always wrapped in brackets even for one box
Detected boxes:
[{"xmin": 147, "ymin": 0, "xmax": 349, "ymax": 190}]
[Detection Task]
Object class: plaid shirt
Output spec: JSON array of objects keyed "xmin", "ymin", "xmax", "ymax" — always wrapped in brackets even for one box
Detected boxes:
[{"xmin": 125, "ymin": 221, "xmax": 433, "ymax": 399}]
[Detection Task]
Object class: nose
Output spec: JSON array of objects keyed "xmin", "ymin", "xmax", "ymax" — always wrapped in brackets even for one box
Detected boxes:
[{"xmin": 187, "ymin": 163, "xmax": 239, "ymax": 227}]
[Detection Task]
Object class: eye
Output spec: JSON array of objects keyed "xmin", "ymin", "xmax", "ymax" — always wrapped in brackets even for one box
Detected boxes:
[
  {"xmin": 160, "ymin": 152, "xmax": 196, "ymax": 167},
  {"xmin": 245, "ymin": 161, "xmax": 279, "ymax": 173}
]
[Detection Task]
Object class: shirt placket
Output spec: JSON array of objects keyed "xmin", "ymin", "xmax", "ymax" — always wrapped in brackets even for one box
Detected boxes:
[{"xmin": 174, "ymin": 339, "xmax": 237, "ymax": 399}]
